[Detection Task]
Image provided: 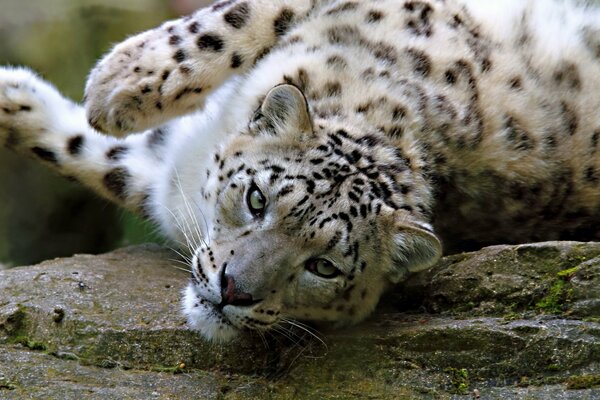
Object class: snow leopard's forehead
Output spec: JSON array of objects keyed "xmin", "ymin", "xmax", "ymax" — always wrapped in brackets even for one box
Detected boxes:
[{"xmin": 213, "ymin": 125, "xmax": 434, "ymax": 221}]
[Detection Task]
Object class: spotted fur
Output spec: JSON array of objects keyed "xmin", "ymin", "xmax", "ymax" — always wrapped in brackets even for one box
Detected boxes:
[{"xmin": 1, "ymin": 0, "xmax": 600, "ymax": 341}]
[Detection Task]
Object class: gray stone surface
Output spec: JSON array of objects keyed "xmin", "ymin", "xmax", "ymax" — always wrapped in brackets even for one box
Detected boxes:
[{"xmin": 0, "ymin": 243, "xmax": 599, "ymax": 399}]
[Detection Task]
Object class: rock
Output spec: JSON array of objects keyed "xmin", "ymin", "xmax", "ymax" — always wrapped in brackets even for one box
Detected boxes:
[{"xmin": 0, "ymin": 243, "xmax": 599, "ymax": 399}]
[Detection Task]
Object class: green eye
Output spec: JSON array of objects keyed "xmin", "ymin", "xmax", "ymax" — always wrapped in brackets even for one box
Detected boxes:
[
  {"xmin": 247, "ymin": 184, "xmax": 266, "ymax": 217},
  {"xmin": 306, "ymin": 258, "xmax": 340, "ymax": 279}
]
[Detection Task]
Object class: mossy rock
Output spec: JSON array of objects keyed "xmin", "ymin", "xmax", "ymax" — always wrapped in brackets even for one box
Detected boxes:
[{"xmin": 0, "ymin": 243, "xmax": 599, "ymax": 399}]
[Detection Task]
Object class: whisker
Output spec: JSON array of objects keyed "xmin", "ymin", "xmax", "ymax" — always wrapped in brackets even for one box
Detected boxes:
[
  {"xmin": 280, "ymin": 318, "xmax": 327, "ymax": 350},
  {"xmin": 174, "ymin": 168, "xmax": 206, "ymax": 249}
]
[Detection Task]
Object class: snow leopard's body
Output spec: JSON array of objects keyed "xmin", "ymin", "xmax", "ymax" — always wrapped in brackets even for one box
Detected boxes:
[{"xmin": 1, "ymin": 0, "xmax": 600, "ymax": 341}]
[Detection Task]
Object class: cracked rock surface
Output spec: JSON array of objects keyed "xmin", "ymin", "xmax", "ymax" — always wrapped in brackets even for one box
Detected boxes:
[{"xmin": 1, "ymin": 243, "xmax": 599, "ymax": 399}]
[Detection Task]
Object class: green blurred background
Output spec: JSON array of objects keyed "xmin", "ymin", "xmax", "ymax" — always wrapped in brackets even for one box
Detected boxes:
[{"xmin": 0, "ymin": 0, "xmax": 210, "ymax": 266}]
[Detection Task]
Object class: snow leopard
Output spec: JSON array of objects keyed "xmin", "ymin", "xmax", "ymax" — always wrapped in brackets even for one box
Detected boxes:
[{"xmin": 1, "ymin": 0, "xmax": 599, "ymax": 341}]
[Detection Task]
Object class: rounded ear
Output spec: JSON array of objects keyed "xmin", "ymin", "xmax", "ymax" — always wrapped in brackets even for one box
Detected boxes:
[
  {"xmin": 388, "ymin": 213, "xmax": 442, "ymax": 283},
  {"xmin": 253, "ymin": 84, "xmax": 313, "ymax": 137}
]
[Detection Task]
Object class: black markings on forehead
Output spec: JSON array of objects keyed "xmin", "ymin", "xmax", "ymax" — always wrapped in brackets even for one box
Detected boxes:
[
  {"xmin": 277, "ymin": 184, "xmax": 295, "ymax": 199},
  {"xmin": 326, "ymin": 231, "xmax": 342, "ymax": 251}
]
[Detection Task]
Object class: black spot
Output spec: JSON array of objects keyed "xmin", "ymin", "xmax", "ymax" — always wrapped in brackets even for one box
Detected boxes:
[
  {"xmin": 224, "ymin": 2, "xmax": 250, "ymax": 29},
  {"xmin": 274, "ymin": 8, "xmax": 295, "ymax": 37},
  {"xmin": 141, "ymin": 85, "xmax": 152, "ymax": 94},
  {"xmin": 197, "ymin": 33, "xmax": 225, "ymax": 52},
  {"xmin": 277, "ymin": 184, "xmax": 295, "ymax": 198},
  {"xmin": 326, "ymin": 54, "xmax": 348, "ymax": 69},
  {"xmin": 253, "ymin": 47, "xmax": 271, "ymax": 64},
  {"xmin": 324, "ymin": 81, "xmax": 342, "ymax": 97},
  {"xmin": 327, "ymin": 25, "xmax": 360, "ymax": 45},
  {"xmin": 169, "ymin": 35, "xmax": 182, "ymax": 46},
  {"xmin": 230, "ymin": 52, "xmax": 244, "ymax": 69},
  {"xmin": 161, "ymin": 70, "xmax": 171, "ymax": 81},
  {"xmin": 584, "ymin": 166, "xmax": 598, "ymax": 184},
  {"xmin": 188, "ymin": 21, "xmax": 200, "ymax": 33},
  {"xmin": 560, "ymin": 101, "xmax": 578, "ymax": 136},
  {"xmin": 505, "ymin": 116, "xmax": 533, "ymax": 151},
  {"xmin": 404, "ymin": 1, "xmax": 434, "ymax": 37},
  {"xmin": 553, "ymin": 62, "xmax": 581, "ymax": 90},
  {"xmin": 19, "ymin": 105, "xmax": 32, "ymax": 112},
  {"xmin": 444, "ymin": 69, "xmax": 456, "ymax": 84},
  {"xmin": 31, "ymin": 147, "xmax": 58, "ymax": 163},
  {"xmin": 212, "ymin": 0, "xmax": 237, "ymax": 11},
  {"xmin": 406, "ymin": 48, "xmax": 431, "ymax": 77},
  {"xmin": 325, "ymin": 1, "xmax": 359, "ymax": 15},
  {"xmin": 149, "ymin": 128, "xmax": 168, "ymax": 148},
  {"xmin": 67, "ymin": 135, "xmax": 84, "ymax": 156},
  {"xmin": 371, "ymin": 41, "xmax": 397, "ymax": 64},
  {"xmin": 103, "ymin": 167, "xmax": 130, "ymax": 200},
  {"xmin": 106, "ymin": 145, "xmax": 128, "ymax": 161},
  {"xmin": 508, "ymin": 76, "xmax": 522, "ymax": 90},
  {"xmin": 592, "ymin": 130, "xmax": 600, "ymax": 150},
  {"xmin": 366, "ymin": 10, "xmax": 384, "ymax": 23},
  {"xmin": 449, "ymin": 14, "xmax": 463, "ymax": 29},
  {"xmin": 173, "ymin": 49, "xmax": 186, "ymax": 63}
]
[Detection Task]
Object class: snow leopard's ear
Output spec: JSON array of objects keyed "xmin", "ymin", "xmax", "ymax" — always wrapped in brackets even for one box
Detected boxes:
[
  {"xmin": 387, "ymin": 211, "xmax": 442, "ymax": 283},
  {"xmin": 253, "ymin": 84, "xmax": 313, "ymax": 137}
]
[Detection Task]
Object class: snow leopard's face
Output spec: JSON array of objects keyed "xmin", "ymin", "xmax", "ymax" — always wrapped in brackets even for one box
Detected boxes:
[{"xmin": 181, "ymin": 85, "xmax": 441, "ymax": 341}]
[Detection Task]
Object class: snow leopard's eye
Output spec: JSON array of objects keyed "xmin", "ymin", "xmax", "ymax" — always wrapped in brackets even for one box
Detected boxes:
[
  {"xmin": 246, "ymin": 184, "xmax": 266, "ymax": 217},
  {"xmin": 305, "ymin": 258, "xmax": 340, "ymax": 279}
]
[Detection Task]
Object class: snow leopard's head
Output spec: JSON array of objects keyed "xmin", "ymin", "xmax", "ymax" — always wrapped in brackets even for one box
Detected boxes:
[{"xmin": 173, "ymin": 84, "xmax": 442, "ymax": 341}]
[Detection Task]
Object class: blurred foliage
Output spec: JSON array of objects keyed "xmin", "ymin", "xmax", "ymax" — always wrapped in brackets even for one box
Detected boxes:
[{"xmin": 0, "ymin": 0, "xmax": 177, "ymax": 265}]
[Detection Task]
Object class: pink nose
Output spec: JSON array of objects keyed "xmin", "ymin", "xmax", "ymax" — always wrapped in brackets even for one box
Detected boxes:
[{"xmin": 220, "ymin": 274, "xmax": 255, "ymax": 307}]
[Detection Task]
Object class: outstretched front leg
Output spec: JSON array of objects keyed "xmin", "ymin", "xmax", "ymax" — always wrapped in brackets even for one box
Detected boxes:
[
  {"xmin": 85, "ymin": 0, "xmax": 319, "ymax": 136},
  {"xmin": 0, "ymin": 67, "xmax": 166, "ymax": 217}
]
